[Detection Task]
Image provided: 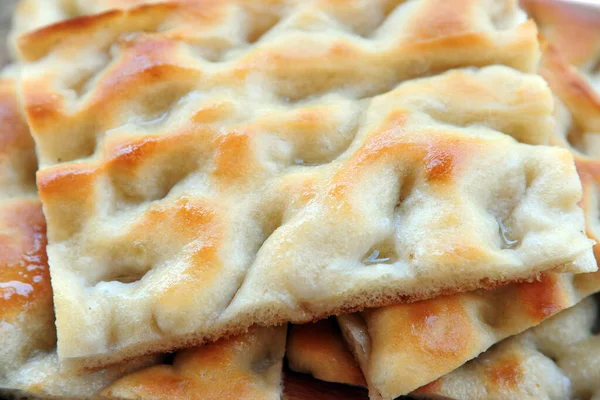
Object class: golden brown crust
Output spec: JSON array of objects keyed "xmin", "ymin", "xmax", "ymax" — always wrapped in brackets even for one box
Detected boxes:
[
  {"xmin": 287, "ymin": 319, "xmax": 366, "ymax": 387},
  {"xmin": 0, "ymin": 200, "xmax": 50, "ymax": 321},
  {"xmin": 101, "ymin": 326, "xmax": 286, "ymax": 400},
  {"xmin": 0, "ymin": 79, "xmax": 37, "ymax": 199},
  {"xmin": 0, "ymin": 73, "xmax": 163, "ymax": 398},
  {"xmin": 322, "ymin": 15, "xmax": 600, "ymax": 399},
  {"xmin": 415, "ymin": 297, "xmax": 600, "ymax": 400},
  {"xmin": 15, "ymin": 0, "xmax": 596, "ymax": 370},
  {"xmin": 0, "ymin": 77, "xmax": 54, "ymax": 381},
  {"xmin": 538, "ymin": 38, "xmax": 600, "ymax": 135}
]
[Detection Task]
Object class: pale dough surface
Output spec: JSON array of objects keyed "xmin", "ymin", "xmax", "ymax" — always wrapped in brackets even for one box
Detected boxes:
[{"xmin": 13, "ymin": 0, "xmax": 595, "ymax": 369}]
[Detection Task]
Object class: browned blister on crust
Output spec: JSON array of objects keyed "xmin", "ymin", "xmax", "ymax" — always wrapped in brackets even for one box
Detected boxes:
[
  {"xmin": 287, "ymin": 17, "xmax": 600, "ymax": 398},
  {"xmin": 0, "ymin": 68, "xmax": 285, "ymax": 400},
  {"xmin": 15, "ymin": 0, "xmax": 595, "ymax": 370}
]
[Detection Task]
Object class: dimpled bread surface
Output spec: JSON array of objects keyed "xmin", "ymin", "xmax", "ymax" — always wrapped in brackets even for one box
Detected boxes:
[
  {"xmin": 0, "ymin": 71, "xmax": 160, "ymax": 399},
  {"xmin": 285, "ymin": 7, "xmax": 600, "ymax": 398},
  {"xmin": 19, "ymin": 1, "xmax": 595, "ymax": 366},
  {"xmin": 0, "ymin": 70, "xmax": 285, "ymax": 400},
  {"xmin": 412, "ymin": 5, "xmax": 600, "ymax": 399},
  {"xmin": 284, "ymin": 23, "xmax": 600, "ymax": 400},
  {"xmin": 13, "ymin": 0, "xmax": 596, "ymax": 370}
]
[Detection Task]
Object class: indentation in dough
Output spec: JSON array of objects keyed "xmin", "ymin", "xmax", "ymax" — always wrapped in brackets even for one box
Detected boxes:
[
  {"xmin": 250, "ymin": 353, "xmax": 278, "ymax": 374},
  {"xmin": 220, "ymin": 207, "xmax": 284, "ymax": 316},
  {"xmin": 362, "ymin": 238, "xmax": 397, "ymax": 265},
  {"xmin": 326, "ymin": 0, "xmax": 408, "ymax": 38},
  {"xmin": 398, "ymin": 172, "xmax": 415, "ymax": 204},
  {"xmin": 478, "ymin": 298, "xmax": 502, "ymax": 330},
  {"xmin": 95, "ymin": 264, "xmax": 151, "ymax": 286},
  {"xmin": 107, "ymin": 136, "xmax": 201, "ymax": 205},
  {"xmin": 151, "ymin": 313, "xmax": 164, "ymax": 336},
  {"xmin": 247, "ymin": 12, "xmax": 282, "ymax": 44},
  {"xmin": 289, "ymin": 112, "xmax": 362, "ymax": 167},
  {"xmin": 60, "ymin": 126, "xmax": 98, "ymax": 162},
  {"xmin": 68, "ymin": 65, "xmax": 105, "ymax": 98}
]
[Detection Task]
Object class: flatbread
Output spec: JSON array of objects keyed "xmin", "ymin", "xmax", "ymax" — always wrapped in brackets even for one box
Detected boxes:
[
  {"xmin": 521, "ymin": 0, "xmax": 600, "ymax": 73},
  {"xmin": 0, "ymin": 69, "xmax": 286, "ymax": 399},
  {"xmin": 287, "ymin": 297, "xmax": 600, "ymax": 400},
  {"xmin": 407, "ymin": 6, "xmax": 600, "ymax": 398},
  {"xmin": 8, "ymin": 0, "xmax": 164, "ymax": 57},
  {"xmin": 14, "ymin": 0, "xmax": 595, "ymax": 370},
  {"xmin": 5, "ymin": 326, "xmax": 286, "ymax": 400},
  {"xmin": 0, "ymin": 73, "xmax": 52, "ymax": 381},
  {"xmin": 0, "ymin": 71, "xmax": 156, "ymax": 399},
  {"xmin": 287, "ymin": 32, "xmax": 600, "ymax": 399},
  {"xmin": 101, "ymin": 326, "xmax": 287, "ymax": 400},
  {"xmin": 413, "ymin": 296, "xmax": 600, "ymax": 400}
]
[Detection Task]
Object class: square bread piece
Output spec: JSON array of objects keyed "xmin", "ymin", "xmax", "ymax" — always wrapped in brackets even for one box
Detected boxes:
[
  {"xmin": 16, "ymin": 0, "xmax": 595, "ymax": 369},
  {"xmin": 0, "ymin": 72, "xmax": 286, "ymax": 399},
  {"xmin": 287, "ymin": 23, "xmax": 600, "ymax": 399},
  {"xmin": 287, "ymin": 35, "xmax": 600, "ymax": 399}
]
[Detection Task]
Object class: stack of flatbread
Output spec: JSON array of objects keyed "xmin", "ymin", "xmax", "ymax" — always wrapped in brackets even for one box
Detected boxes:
[{"xmin": 1, "ymin": 0, "xmax": 599, "ymax": 399}]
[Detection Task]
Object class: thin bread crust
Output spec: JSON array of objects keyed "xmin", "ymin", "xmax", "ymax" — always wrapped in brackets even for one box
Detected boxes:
[
  {"xmin": 15, "ymin": 0, "xmax": 595, "ymax": 370},
  {"xmin": 288, "ymin": 18, "xmax": 600, "ymax": 399}
]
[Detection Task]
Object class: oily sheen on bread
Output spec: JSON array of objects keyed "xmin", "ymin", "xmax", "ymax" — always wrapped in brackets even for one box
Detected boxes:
[
  {"xmin": 413, "ymin": 8, "xmax": 600, "ymax": 399},
  {"xmin": 15, "ymin": 0, "xmax": 595, "ymax": 369},
  {"xmin": 0, "ymin": 73, "xmax": 52, "ymax": 383},
  {"xmin": 0, "ymin": 71, "xmax": 156, "ymax": 399},
  {"xmin": 286, "ymin": 37, "xmax": 600, "ymax": 399},
  {"xmin": 0, "ymin": 68, "xmax": 288, "ymax": 400}
]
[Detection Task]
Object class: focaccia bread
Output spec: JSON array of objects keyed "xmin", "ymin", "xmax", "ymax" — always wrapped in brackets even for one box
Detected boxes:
[
  {"xmin": 288, "ymin": 18, "xmax": 600, "ymax": 399},
  {"xmin": 0, "ymin": 72, "xmax": 158, "ymax": 399},
  {"xmin": 413, "ymin": 296, "xmax": 600, "ymax": 400},
  {"xmin": 6, "ymin": 326, "xmax": 285, "ymax": 400},
  {"xmin": 101, "ymin": 326, "xmax": 287, "ymax": 400},
  {"xmin": 0, "ymin": 73, "xmax": 52, "ymax": 382},
  {"xmin": 15, "ymin": 0, "xmax": 595, "ymax": 370},
  {"xmin": 0, "ymin": 67, "xmax": 283, "ymax": 400},
  {"xmin": 0, "ymin": 81, "xmax": 285, "ymax": 395},
  {"xmin": 9, "ymin": 0, "xmax": 162, "ymax": 57},
  {"xmin": 287, "ymin": 34, "xmax": 600, "ymax": 399},
  {"xmin": 286, "ymin": 270, "xmax": 600, "ymax": 399}
]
